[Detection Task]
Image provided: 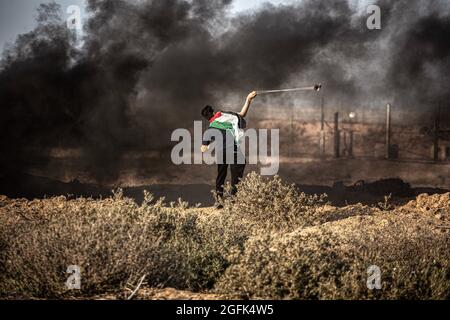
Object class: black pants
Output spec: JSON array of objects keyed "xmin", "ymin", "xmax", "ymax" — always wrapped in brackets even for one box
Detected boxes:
[{"xmin": 216, "ymin": 151, "xmax": 246, "ymax": 199}]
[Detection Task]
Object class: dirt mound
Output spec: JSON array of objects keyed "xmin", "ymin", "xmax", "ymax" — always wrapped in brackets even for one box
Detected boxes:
[
  {"xmin": 403, "ymin": 193, "xmax": 450, "ymax": 219},
  {"xmin": 89, "ymin": 288, "xmax": 223, "ymax": 300},
  {"xmin": 132, "ymin": 288, "xmax": 223, "ymax": 300},
  {"xmin": 215, "ymin": 212, "xmax": 450, "ymax": 299}
]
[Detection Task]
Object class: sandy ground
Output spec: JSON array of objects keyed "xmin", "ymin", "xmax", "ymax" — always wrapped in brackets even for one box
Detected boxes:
[
  {"xmin": 91, "ymin": 287, "xmax": 225, "ymax": 300},
  {"xmin": 4, "ymin": 197, "xmax": 447, "ymax": 301}
]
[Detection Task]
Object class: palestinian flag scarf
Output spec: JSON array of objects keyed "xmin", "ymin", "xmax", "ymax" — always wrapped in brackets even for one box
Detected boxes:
[{"xmin": 209, "ymin": 112, "xmax": 244, "ymax": 143}]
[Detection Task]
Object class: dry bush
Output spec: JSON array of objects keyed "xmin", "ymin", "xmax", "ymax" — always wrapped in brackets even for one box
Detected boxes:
[
  {"xmin": 0, "ymin": 175, "xmax": 449, "ymax": 300},
  {"xmin": 215, "ymin": 213, "xmax": 450, "ymax": 300},
  {"xmin": 0, "ymin": 191, "xmax": 247, "ymax": 298},
  {"xmin": 220, "ymin": 172, "xmax": 328, "ymax": 232}
]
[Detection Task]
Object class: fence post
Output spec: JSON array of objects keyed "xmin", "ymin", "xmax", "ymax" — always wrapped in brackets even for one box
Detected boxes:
[
  {"xmin": 320, "ymin": 97, "xmax": 325, "ymax": 157},
  {"xmin": 433, "ymin": 107, "xmax": 440, "ymax": 162},
  {"xmin": 334, "ymin": 112, "xmax": 340, "ymax": 158},
  {"xmin": 385, "ymin": 104, "xmax": 391, "ymax": 160}
]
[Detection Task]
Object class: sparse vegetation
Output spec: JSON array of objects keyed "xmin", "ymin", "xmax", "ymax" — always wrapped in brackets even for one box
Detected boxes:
[
  {"xmin": 0, "ymin": 175, "xmax": 448, "ymax": 299},
  {"xmin": 0, "ymin": 191, "xmax": 247, "ymax": 298},
  {"xmin": 219, "ymin": 173, "xmax": 328, "ymax": 232}
]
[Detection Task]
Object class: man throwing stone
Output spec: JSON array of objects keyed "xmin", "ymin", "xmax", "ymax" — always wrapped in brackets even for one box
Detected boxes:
[{"xmin": 201, "ymin": 91, "xmax": 257, "ymax": 207}]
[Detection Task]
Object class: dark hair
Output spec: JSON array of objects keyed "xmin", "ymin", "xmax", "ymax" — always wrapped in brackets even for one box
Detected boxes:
[{"xmin": 201, "ymin": 105, "xmax": 215, "ymax": 121}]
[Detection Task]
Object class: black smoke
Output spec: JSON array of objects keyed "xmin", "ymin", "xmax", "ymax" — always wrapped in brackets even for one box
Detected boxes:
[{"xmin": 0, "ymin": 0, "xmax": 449, "ymax": 181}]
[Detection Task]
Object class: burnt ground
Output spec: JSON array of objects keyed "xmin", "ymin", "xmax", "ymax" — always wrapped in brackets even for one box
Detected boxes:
[
  {"xmin": 0, "ymin": 155, "xmax": 448, "ymax": 207},
  {"xmin": 0, "ymin": 171, "xmax": 447, "ymax": 208}
]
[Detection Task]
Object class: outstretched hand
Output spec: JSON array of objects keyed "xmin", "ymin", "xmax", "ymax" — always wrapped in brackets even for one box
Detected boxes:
[
  {"xmin": 247, "ymin": 91, "xmax": 257, "ymax": 101},
  {"xmin": 239, "ymin": 91, "xmax": 258, "ymax": 118}
]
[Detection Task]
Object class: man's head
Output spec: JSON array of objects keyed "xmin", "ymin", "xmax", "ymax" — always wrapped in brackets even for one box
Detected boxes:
[{"xmin": 201, "ymin": 105, "xmax": 215, "ymax": 121}]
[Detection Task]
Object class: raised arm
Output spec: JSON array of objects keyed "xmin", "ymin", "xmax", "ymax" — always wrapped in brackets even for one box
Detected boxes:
[{"xmin": 238, "ymin": 91, "xmax": 257, "ymax": 118}]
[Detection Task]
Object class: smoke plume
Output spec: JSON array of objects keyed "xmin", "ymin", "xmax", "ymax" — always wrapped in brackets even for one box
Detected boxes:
[{"xmin": 0, "ymin": 0, "xmax": 449, "ymax": 181}]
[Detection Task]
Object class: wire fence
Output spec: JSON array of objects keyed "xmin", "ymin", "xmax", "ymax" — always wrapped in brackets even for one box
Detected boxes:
[{"xmin": 250, "ymin": 104, "xmax": 450, "ymax": 162}]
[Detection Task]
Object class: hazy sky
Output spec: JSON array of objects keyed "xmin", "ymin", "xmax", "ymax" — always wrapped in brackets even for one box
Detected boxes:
[{"xmin": 0, "ymin": 0, "xmax": 287, "ymax": 51}]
